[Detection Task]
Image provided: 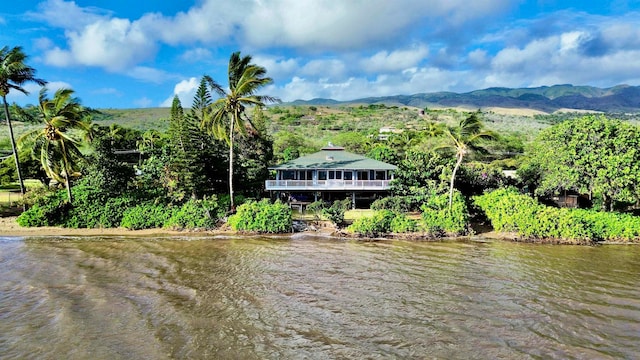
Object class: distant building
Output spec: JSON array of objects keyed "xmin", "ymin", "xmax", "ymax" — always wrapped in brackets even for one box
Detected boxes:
[
  {"xmin": 266, "ymin": 145, "xmax": 397, "ymax": 209},
  {"xmin": 378, "ymin": 126, "xmax": 403, "ymax": 141}
]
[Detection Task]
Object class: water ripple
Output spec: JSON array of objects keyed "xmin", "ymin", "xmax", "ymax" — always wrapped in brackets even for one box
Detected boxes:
[{"xmin": 0, "ymin": 237, "xmax": 639, "ymax": 359}]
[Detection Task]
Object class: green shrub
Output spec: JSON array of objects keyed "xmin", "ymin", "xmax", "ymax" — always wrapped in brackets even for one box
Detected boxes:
[
  {"xmin": 420, "ymin": 191, "xmax": 469, "ymax": 236},
  {"xmin": 348, "ymin": 210, "xmax": 396, "ymax": 237},
  {"xmin": 390, "ymin": 213, "xmax": 418, "ymax": 233},
  {"xmin": 99, "ymin": 195, "xmax": 139, "ymax": 228},
  {"xmin": 121, "ymin": 202, "xmax": 175, "ymax": 230},
  {"xmin": 370, "ymin": 196, "xmax": 413, "ymax": 213},
  {"xmin": 322, "ymin": 199, "xmax": 350, "ymax": 227},
  {"xmin": 16, "ymin": 190, "xmax": 67, "ymax": 227},
  {"xmin": 227, "ymin": 199, "xmax": 292, "ymax": 233},
  {"xmin": 166, "ymin": 196, "xmax": 219, "ymax": 229},
  {"xmin": 473, "ymin": 188, "xmax": 640, "ymax": 242},
  {"xmin": 306, "ymin": 200, "xmax": 325, "ymax": 222}
]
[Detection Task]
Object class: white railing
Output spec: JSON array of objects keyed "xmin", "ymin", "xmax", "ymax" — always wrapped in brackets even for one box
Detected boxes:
[{"xmin": 265, "ymin": 179, "xmax": 393, "ymax": 191}]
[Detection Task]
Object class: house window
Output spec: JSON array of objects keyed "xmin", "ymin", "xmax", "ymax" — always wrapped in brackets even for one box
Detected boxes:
[
  {"xmin": 358, "ymin": 171, "xmax": 368, "ymax": 180},
  {"xmin": 335, "ymin": 171, "xmax": 342, "ymax": 180},
  {"xmin": 329, "ymin": 170, "xmax": 335, "ymax": 180},
  {"xmin": 375, "ymin": 171, "xmax": 386, "ymax": 180},
  {"xmin": 344, "ymin": 171, "xmax": 353, "ymax": 180},
  {"xmin": 318, "ymin": 171, "xmax": 327, "ymax": 180},
  {"xmin": 282, "ymin": 171, "xmax": 295, "ymax": 180}
]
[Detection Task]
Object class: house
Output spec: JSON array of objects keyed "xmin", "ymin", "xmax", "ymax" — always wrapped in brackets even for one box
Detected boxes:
[{"xmin": 265, "ymin": 145, "xmax": 397, "ymax": 209}]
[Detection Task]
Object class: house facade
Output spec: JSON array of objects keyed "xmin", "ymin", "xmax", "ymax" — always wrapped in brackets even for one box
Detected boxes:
[{"xmin": 265, "ymin": 145, "xmax": 397, "ymax": 208}]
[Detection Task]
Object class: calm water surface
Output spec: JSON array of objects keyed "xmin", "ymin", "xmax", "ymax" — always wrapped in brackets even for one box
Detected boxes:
[{"xmin": 1, "ymin": 235, "xmax": 639, "ymax": 359}]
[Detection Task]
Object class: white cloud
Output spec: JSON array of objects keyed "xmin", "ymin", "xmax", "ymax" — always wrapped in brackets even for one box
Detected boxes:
[
  {"xmin": 44, "ymin": 18, "xmax": 157, "ymax": 71},
  {"xmin": 28, "ymin": 0, "xmax": 110, "ymax": 30},
  {"xmin": 300, "ymin": 59, "xmax": 347, "ymax": 79},
  {"xmin": 39, "ymin": 0, "xmax": 512, "ymax": 75},
  {"xmin": 126, "ymin": 66, "xmax": 173, "ymax": 83},
  {"xmin": 252, "ymin": 56, "xmax": 300, "ymax": 80},
  {"xmin": 33, "ymin": 37, "xmax": 54, "ymax": 51},
  {"xmin": 180, "ymin": 48, "xmax": 213, "ymax": 63},
  {"xmin": 161, "ymin": 77, "xmax": 200, "ymax": 107},
  {"xmin": 242, "ymin": 0, "xmax": 511, "ymax": 49},
  {"xmin": 361, "ymin": 45, "xmax": 429, "ymax": 73},
  {"xmin": 45, "ymin": 81, "xmax": 73, "ymax": 93},
  {"xmin": 271, "ymin": 65, "xmax": 472, "ymax": 102},
  {"xmin": 92, "ymin": 87, "xmax": 122, "ymax": 96},
  {"xmin": 5, "ymin": 81, "xmax": 72, "ymax": 103}
]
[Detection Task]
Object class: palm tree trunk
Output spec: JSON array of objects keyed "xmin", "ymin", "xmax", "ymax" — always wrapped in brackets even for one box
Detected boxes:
[
  {"xmin": 448, "ymin": 153, "xmax": 464, "ymax": 210},
  {"xmin": 2, "ymin": 95, "xmax": 26, "ymax": 197},
  {"xmin": 228, "ymin": 114, "xmax": 235, "ymax": 211},
  {"xmin": 62, "ymin": 148, "xmax": 73, "ymax": 203},
  {"xmin": 64, "ymin": 171, "xmax": 73, "ymax": 204}
]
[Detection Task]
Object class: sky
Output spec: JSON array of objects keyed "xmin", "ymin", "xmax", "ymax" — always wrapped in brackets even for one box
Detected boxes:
[{"xmin": 2, "ymin": 0, "xmax": 640, "ymax": 109}]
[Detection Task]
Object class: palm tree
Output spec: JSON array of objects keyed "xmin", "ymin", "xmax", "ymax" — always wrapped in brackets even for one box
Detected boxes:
[
  {"xmin": 202, "ymin": 51, "xmax": 279, "ymax": 210},
  {"xmin": 0, "ymin": 46, "xmax": 46, "ymax": 196},
  {"xmin": 19, "ymin": 88, "xmax": 90, "ymax": 203},
  {"xmin": 438, "ymin": 112, "xmax": 496, "ymax": 209}
]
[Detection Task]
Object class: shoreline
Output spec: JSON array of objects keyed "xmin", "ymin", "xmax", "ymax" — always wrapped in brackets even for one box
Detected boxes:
[{"xmin": 1, "ymin": 217, "xmax": 637, "ymax": 245}]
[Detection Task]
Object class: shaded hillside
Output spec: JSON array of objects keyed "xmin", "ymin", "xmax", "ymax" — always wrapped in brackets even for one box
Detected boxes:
[{"xmin": 289, "ymin": 84, "xmax": 640, "ymax": 113}]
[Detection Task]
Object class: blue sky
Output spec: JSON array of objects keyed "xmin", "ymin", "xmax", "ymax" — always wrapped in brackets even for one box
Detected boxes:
[{"xmin": 2, "ymin": 0, "xmax": 640, "ymax": 109}]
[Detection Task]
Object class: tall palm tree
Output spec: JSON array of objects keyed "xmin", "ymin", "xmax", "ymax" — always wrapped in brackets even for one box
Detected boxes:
[
  {"xmin": 19, "ymin": 88, "xmax": 90, "ymax": 203},
  {"xmin": 202, "ymin": 51, "xmax": 279, "ymax": 210},
  {"xmin": 438, "ymin": 112, "xmax": 496, "ymax": 209},
  {"xmin": 0, "ymin": 46, "xmax": 46, "ymax": 196}
]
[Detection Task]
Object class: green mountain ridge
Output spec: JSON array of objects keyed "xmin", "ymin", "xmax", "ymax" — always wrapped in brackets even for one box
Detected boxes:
[{"xmin": 288, "ymin": 84, "xmax": 640, "ymax": 113}]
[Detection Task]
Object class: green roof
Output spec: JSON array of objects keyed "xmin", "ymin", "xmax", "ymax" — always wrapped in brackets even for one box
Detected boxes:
[{"xmin": 270, "ymin": 147, "xmax": 397, "ymax": 170}]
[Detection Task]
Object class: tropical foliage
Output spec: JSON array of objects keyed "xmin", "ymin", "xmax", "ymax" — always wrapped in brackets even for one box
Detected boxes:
[
  {"xmin": 201, "ymin": 52, "xmax": 279, "ymax": 210},
  {"xmin": 520, "ymin": 115, "xmax": 640, "ymax": 211},
  {"xmin": 19, "ymin": 88, "xmax": 91, "ymax": 203},
  {"xmin": 0, "ymin": 46, "xmax": 46, "ymax": 196},
  {"xmin": 474, "ymin": 188, "xmax": 640, "ymax": 243},
  {"xmin": 227, "ymin": 199, "xmax": 292, "ymax": 233},
  {"xmin": 437, "ymin": 111, "xmax": 496, "ymax": 209}
]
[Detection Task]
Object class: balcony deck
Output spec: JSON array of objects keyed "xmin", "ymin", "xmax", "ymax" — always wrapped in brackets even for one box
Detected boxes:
[{"xmin": 265, "ymin": 179, "xmax": 393, "ymax": 191}]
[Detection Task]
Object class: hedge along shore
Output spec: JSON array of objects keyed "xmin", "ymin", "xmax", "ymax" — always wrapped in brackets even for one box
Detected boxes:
[
  {"xmin": 0, "ymin": 216, "xmax": 225, "ymax": 237},
  {"xmin": 2, "ymin": 216, "xmax": 638, "ymax": 244}
]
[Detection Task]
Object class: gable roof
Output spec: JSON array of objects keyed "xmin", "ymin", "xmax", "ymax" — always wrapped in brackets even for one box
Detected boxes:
[{"xmin": 270, "ymin": 146, "xmax": 397, "ymax": 170}]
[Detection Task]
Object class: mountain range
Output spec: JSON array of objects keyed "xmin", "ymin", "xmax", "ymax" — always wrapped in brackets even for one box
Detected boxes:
[{"xmin": 288, "ymin": 84, "xmax": 640, "ymax": 113}]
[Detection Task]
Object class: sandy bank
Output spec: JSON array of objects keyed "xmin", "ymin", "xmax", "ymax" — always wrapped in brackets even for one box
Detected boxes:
[{"xmin": 0, "ymin": 216, "xmax": 229, "ymax": 237}]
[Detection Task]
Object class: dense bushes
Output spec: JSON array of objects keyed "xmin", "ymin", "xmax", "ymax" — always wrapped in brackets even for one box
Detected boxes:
[
  {"xmin": 17, "ymin": 187, "xmax": 227, "ymax": 230},
  {"xmin": 165, "ymin": 197, "xmax": 219, "ymax": 229},
  {"xmin": 474, "ymin": 188, "xmax": 640, "ymax": 242},
  {"xmin": 420, "ymin": 191, "xmax": 469, "ymax": 236},
  {"xmin": 227, "ymin": 199, "xmax": 292, "ymax": 233},
  {"xmin": 348, "ymin": 210, "xmax": 397, "ymax": 237},
  {"xmin": 120, "ymin": 203, "xmax": 173, "ymax": 230},
  {"xmin": 350, "ymin": 190, "xmax": 469, "ymax": 237}
]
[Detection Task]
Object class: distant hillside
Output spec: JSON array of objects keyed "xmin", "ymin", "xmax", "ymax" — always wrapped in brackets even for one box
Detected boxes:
[{"xmin": 288, "ymin": 84, "xmax": 640, "ymax": 113}]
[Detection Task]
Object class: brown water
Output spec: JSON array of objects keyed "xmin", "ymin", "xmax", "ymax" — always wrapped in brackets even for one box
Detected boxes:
[{"xmin": 1, "ymin": 235, "xmax": 639, "ymax": 359}]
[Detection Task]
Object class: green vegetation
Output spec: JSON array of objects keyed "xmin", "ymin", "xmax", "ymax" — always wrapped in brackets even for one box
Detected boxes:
[
  {"xmin": 201, "ymin": 52, "xmax": 278, "ymax": 209},
  {"xmin": 1, "ymin": 45, "xmax": 47, "ymax": 197},
  {"xmin": 420, "ymin": 190, "xmax": 469, "ymax": 236},
  {"xmin": 19, "ymin": 88, "xmax": 92, "ymax": 203},
  {"xmin": 520, "ymin": 115, "xmax": 640, "ymax": 211},
  {"xmin": 4, "ymin": 46, "xmax": 640, "ymax": 243},
  {"xmin": 474, "ymin": 188, "xmax": 640, "ymax": 243},
  {"xmin": 348, "ymin": 210, "xmax": 397, "ymax": 237},
  {"xmin": 227, "ymin": 199, "xmax": 292, "ymax": 233}
]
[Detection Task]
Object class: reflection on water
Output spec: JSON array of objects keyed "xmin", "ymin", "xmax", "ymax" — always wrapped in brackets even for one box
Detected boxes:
[{"xmin": 1, "ymin": 235, "xmax": 639, "ymax": 359}]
